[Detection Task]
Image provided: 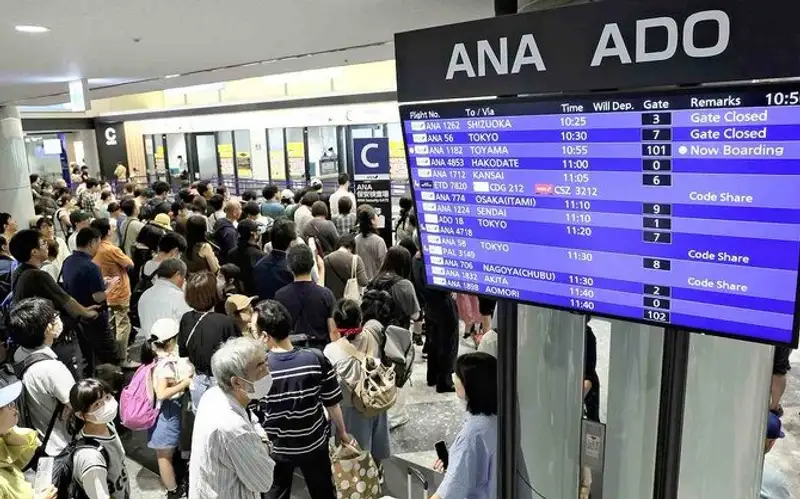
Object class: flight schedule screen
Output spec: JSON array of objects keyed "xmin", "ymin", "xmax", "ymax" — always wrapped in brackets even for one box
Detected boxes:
[{"xmin": 401, "ymin": 86, "xmax": 800, "ymax": 346}]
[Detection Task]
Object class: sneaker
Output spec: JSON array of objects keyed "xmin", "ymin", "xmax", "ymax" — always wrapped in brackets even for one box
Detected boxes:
[{"xmin": 120, "ymin": 360, "xmax": 141, "ymax": 370}]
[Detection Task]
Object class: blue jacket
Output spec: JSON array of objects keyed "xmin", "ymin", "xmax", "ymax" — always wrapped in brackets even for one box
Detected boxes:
[{"xmin": 213, "ymin": 218, "xmax": 237, "ymax": 264}]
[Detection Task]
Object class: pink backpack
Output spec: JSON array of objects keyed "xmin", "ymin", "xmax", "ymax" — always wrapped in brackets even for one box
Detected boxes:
[{"xmin": 120, "ymin": 363, "xmax": 159, "ymax": 430}]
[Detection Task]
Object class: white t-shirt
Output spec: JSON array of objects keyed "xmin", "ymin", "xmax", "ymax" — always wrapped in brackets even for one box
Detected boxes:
[
  {"xmin": 152, "ymin": 354, "xmax": 191, "ymax": 402},
  {"xmin": 13, "ymin": 346, "xmax": 75, "ymax": 456},
  {"xmin": 329, "ymin": 189, "xmax": 356, "ymax": 217}
]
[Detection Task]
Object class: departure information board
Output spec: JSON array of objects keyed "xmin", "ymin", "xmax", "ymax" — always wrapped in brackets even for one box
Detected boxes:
[{"xmin": 401, "ymin": 85, "xmax": 800, "ymax": 346}]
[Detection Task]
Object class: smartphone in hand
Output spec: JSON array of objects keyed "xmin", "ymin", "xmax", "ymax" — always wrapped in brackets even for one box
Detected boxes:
[{"xmin": 435, "ymin": 440, "xmax": 449, "ymax": 471}]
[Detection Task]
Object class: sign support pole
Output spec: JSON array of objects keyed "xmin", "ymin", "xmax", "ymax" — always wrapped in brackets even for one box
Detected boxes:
[{"xmin": 652, "ymin": 330, "xmax": 690, "ymax": 499}]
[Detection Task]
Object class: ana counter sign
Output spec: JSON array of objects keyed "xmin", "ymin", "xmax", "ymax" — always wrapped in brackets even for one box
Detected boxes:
[
  {"xmin": 590, "ymin": 10, "xmax": 730, "ymax": 66},
  {"xmin": 446, "ymin": 10, "xmax": 730, "ymax": 80}
]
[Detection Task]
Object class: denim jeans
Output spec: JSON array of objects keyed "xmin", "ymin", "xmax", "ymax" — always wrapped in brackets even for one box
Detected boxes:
[{"xmin": 189, "ymin": 374, "xmax": 216, "ymax": 412}]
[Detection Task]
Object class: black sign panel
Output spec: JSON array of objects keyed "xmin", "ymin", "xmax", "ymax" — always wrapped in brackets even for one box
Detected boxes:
[
  {"xmin": 395, "ymin": 0, "xmax": 800, "ymax": 102},
  {"xmin": 95, "ymin": 121, "xmax": 128, "ymax": 181}
]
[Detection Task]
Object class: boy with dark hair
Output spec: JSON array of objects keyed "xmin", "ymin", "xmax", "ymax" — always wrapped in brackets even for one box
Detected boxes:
[
  {"xmin": 261, "ymin": 184, "xmax": 285, "ymax": 220},
  {"xmin": 67, "ymin": 211, "xmax": 92, "ymax": 252},
  {"xmin": 253, "ymin": 299, "xmax": 349, "ymax": 499},
  {"xmin": 10, "ymin": 297, "xmax": 75, "ymax": 456}
]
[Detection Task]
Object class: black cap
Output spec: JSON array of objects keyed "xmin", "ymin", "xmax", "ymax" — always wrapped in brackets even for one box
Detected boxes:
[{"xmin": 237, "ymin": 219, "xmax": 259, "ymax": 239}]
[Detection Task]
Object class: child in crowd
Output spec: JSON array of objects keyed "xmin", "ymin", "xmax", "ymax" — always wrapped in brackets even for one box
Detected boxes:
[
  {"xmin": 141, "ymin": 318, "xmax": 194, "ymax": 499},
  {"xmin": 69, "ymin": 378, "xmax": 131, "ymax": 499}
]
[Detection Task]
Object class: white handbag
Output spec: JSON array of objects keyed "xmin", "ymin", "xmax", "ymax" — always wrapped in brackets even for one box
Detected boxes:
[{"xmin": 343, "ymin": 255, "xmax": 362, "ymax": 303}]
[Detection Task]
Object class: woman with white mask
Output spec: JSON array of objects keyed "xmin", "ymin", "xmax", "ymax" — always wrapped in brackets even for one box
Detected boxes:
[{"xmin": 69, "ymin": 378, "xmax": 131, "ymax": 499}]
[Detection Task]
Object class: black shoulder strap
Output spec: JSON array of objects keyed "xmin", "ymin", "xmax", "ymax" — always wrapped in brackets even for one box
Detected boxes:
[
  {"xmin": 39, "ymin": 401, "xmax": 64, "ymax": 451},
  {"xmin": 14, "ymin": 352, "xmax": 62, "ymax": 447},
  {"xmin": 74, "ymin": 436, "xmax": 110, "ymax": 467},
  {"xmin": 14, "ymin": 352, "xmax": 54, "ymax": 378}
]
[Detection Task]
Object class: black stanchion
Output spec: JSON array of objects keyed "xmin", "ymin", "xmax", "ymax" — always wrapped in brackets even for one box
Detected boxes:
[{"xmin": 653, "ymin": 330, "xmax": 690, "ymax": 499}]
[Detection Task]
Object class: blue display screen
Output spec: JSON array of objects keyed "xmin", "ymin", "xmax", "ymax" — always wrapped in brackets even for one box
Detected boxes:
[{"xmin": 400, "ymin": 85, "xmax": 800, "ymax": 346}]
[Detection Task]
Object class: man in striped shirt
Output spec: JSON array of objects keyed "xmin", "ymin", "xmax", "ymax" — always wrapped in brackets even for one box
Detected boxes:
[{"xmin": 254, "ymin": 300, "xmax": 350, "ymax": 499}]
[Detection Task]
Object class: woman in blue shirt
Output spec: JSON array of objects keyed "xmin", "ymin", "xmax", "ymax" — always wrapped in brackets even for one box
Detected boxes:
[{"xmin": 433, "ymin": 352, "xmax": 497, "ymax": 499}]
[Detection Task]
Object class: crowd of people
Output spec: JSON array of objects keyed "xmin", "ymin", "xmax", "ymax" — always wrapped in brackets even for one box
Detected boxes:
[{"xmin": 0, "ymin": 171, "xmax": 499, "ymax": 499}]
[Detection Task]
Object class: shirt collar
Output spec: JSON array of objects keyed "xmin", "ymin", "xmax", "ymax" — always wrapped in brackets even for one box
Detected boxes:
[
  {"xmin": 154, "ymin": 278, "xmax": 182, "ymax": 292},
  {"xmin": 18, "ymin": 345, "xmax": 57, "ymax": 359}
]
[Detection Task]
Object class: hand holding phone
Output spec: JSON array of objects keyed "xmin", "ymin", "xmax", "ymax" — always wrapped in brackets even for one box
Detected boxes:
[{"xmin": 435, "ymin": 440, "xmax": 449, "ymax": 471}]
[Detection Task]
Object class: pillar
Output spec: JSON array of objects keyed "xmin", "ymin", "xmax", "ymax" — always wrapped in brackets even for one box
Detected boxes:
[
  {"xmin": 603, "ymin": 321, "xmax": 665, "ymax": 498},
  {"xmin": 516, "ymin": 305, "xmax": 584, "ymax": 498},
  {"xmin": 0, "ymin": 106, "xmax": 35, "ymax": 226},
  {"xmin": 677, "ymin": 335, "xmax": 772, "ymax": 498}
]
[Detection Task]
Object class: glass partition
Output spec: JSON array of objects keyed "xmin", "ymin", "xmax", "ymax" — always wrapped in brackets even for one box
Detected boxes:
[
  {"xmin": 285, "ymin": 127, "xmax": 306, "ymax": 189},
  {"xmin": 267, "ymin": 128, "xmax": 287, "ymax": 186},
  {"xmin": 216, "ymin": 131, "xmax": 234, "ymax": 179},
  {"xmin": 234, "ymin": 130, "xmax": 252, "ymax": 179}
]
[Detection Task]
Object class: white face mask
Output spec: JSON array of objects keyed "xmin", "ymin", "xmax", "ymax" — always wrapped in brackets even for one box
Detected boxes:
[
  {"xmin": 49, "ymin": 316, "xmax": 63, "ymax": 340},
  {"xmin": 87, "ymin": 398, "xmax": 118, "ymax": 424},
  {"xmin": 241, "ymin": 373, "xmax": 273, "ymax": 400}
]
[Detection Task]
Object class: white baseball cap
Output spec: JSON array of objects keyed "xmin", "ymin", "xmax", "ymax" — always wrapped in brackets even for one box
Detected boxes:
[{"xmin": 149, "ymin": 318, "xmax": 180, "ymax": 343}]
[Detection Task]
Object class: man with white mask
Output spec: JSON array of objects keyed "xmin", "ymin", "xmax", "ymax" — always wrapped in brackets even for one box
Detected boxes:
[
  {"xmin": 9, "ymin": 297, "xmax": 75, "ymax": 458},
  {"xmin": 189, "ymin": 337, "xmax": 275, "ymax": 499}
]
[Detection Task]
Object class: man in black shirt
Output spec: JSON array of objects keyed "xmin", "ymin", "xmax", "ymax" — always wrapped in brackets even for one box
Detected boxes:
[
  {"xmin": 253, "ymin": 219, "xmax": 296, "ymax": 301},
  {"xmin": 9, "ymin": 229, "xmax": 99, "ymax": 374},
  {"xmin": 274, "ymin": 245, "xmax": 334, "ymax": 350}
]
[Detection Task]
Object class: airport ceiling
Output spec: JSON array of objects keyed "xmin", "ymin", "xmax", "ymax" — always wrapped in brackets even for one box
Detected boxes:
[{"xmin": 0, "ymin": 0, "xmax": 492, "ymax": 106}]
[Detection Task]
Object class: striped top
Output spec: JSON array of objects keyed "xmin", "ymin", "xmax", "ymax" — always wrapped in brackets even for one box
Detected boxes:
[
  {"xmin": 260, "ymin": 348, "xmax": 343, "ymax": 461},
  {"xmin": 189, "ymin": 386, "xmax": 275, "ymax": 499}
]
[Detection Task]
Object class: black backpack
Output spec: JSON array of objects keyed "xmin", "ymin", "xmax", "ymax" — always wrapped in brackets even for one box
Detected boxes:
[
  {"xmin": 52, "ymin": 436, "xmax": 110, "ymax": 499},
  {"xmin": 364, "ymin": 274, "xmax": 407, "ymax": 327},
  {"xmin": 129, "ymin": 267, "xmax": 156, "ymax": 329}
]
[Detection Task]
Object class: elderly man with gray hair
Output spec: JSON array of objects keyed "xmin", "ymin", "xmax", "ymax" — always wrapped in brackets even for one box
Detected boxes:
[{"xmin": 189, "ymin": 336, "xmax": 275, "ymax": 499}]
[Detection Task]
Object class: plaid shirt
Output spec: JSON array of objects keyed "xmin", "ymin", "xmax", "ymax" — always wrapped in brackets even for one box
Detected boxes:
[
  {"xmin": 333, "ymin": 213, "xmax": 356, "ymax": 235},
  {"xmin": 78, "ymin": 191, "xmax": 96, "ymax": 214}
]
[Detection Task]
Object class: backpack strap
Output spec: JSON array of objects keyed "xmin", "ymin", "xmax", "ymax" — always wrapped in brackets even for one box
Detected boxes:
[
  {"xmin": 39, "ymin": 401, "xmax": 64, "ymax": 452},
  {"xmin": 338, "ymin": 338, "xmax": 366, "ymax": 362},
  {"xmin": 74, "ymin": 436, "xmax": 111, "ymax": 469},
  {"xmin": 350, "ymin": 255, "xmax": 358, "ymax": 281}
]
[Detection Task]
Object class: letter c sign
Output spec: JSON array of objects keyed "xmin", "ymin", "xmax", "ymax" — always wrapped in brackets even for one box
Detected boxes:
[
  {"xmin": 360, "ymin": 143, "xmax": 379, "ymax": 168},
  {"xmin": 104, "ymin": 127, "xmax": 118, "ymax": 146}
]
